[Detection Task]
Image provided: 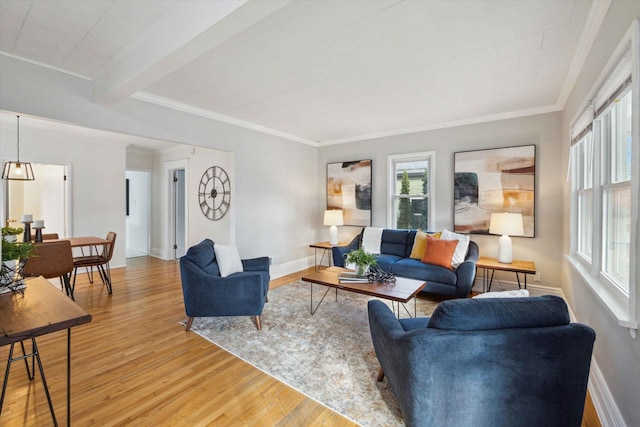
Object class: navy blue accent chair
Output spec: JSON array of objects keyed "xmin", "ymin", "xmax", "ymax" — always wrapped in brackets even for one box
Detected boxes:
[
  {"xmin": 180, "ymin": 239, "xmax": 270, "ymax": 331},
  {"xmin": 368, "ymin": 296, "xmax": 595, "ymax": 427}
]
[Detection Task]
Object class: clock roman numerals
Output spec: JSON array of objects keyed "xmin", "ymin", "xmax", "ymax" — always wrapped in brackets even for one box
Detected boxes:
[{"xmin": 199, "ymin": 166, "xmax": 231, "ymax": 221}]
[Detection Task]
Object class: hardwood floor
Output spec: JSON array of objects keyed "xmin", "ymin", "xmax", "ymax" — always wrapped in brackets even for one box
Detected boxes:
[
  {"xmin": 0, "ymin": 257, "xmax": 354, "ymax": 426},
  {"xmin": 1, "ymin": 257, "xmax": 601, "ymax": 426}
]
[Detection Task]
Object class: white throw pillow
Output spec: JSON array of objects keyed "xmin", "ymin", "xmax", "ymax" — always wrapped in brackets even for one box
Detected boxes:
[
  {"xmin": 473, "ymin": 289, "xmax": 529, "ymax": 299},
  {"xmin": 440, "ymin": 229, "xmax": 470, "ymax": 268},
  {"xmin": 214, "ymin": 244, "xmax": 244, "ymax": 277}
]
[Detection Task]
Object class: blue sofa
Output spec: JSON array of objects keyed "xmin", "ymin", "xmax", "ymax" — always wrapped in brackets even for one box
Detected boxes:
[
  {"xmin": 368, "ymin": 296, "xmax": 596, "ymax": 427},
  {"xmin": 179, "ymin": 239, "xmax": 270, "ymax": 331},
  {"xmin": 332, "ymin": 229, "xmax": 479, "ymax": 297}
]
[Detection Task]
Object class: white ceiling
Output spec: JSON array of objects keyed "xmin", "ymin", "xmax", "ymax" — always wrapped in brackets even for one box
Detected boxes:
[{"xmin": 0, "ymin": 0, "xmax": 603, "ymax": 146}]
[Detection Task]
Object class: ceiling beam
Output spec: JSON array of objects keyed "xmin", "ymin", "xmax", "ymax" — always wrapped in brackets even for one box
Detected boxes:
[{"xmin": 93, "ymin": 0, "xmax": 291, "ymax": 105}]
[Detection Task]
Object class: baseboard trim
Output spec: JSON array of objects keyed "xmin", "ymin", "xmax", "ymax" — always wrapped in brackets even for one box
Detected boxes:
[
  {"xmin": 586, "ymin": 352, "xmax": 626, "ymax": 426},
  {"xmin": 269, "ymin": 256, "xmax": 314, "ymax": 279}
]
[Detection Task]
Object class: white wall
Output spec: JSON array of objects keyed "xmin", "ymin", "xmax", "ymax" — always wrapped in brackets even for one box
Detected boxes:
[
  {"xmin": 560, "ymin": 3, "xmax": 640, "ymax": 426},
  {"xmin": 318, "ymin": 112, "xmax": 565, "ymax": 288}
]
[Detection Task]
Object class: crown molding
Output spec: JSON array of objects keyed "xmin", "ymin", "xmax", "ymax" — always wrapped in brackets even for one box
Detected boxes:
[
  {"xmin": 318, "ymin": 104, "xmax": 563, "ymax": 146},
  {"xmin": 0, "ymin": 51, "xmax": 93, "ymax": 81},
  {"xmin": 130, "ymin": 91, "xmax": 318, "ymax": 147},
  {"xmin": 556, "ymin": 0, "xmax": 612, "ymax": 108}
]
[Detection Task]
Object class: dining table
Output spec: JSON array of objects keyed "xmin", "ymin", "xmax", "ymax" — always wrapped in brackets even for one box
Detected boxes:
[{"xmin": 51, "ymin": 236, "xmax": 113, "ymax": 295}]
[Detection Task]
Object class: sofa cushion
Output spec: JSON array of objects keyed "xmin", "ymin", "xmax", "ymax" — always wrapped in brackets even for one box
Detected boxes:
[
  {"xmin": 440, "ymin": 229, "xmax": 470, "ymax": 268},
  {"xmin": 421, "ymin": 235, "xmax": 458, "ymax": 269},
  {"xmin": 185, "ymin": 239, "xmax": 216, "ymax": 268},
  {"xmin": 427, "ymin": 295, "xmax": 570, "ymax": 330},
  {"xmin": 214, "ymin": 243, "xmax": 244, "ymax": 277},
  {"xmin": 380, "ymin": 229, "xmax": 409, "ymax": 257},
  {"xmin": 409, "ymin": 230, "xmax": 428, "ymax": 259},
  {"xmin": 375, "ymin": 253, "xmax": 403, "ymax": 272},
  {"xmin": 391, "ymin": 258, "xmax": 458, "ymax": 286}
]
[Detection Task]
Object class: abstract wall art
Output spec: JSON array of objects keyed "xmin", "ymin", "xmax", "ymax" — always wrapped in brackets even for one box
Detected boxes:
[
  {"xmin": 454, "ymin": 145, "xmax": 535, "ymax": 237},
  {"xmin": 327, "ymin": 159, "xmax": 372, "ymax": 226}
]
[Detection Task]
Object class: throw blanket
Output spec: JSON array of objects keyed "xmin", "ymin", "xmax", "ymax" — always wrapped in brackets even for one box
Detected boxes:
[{"xmin": 362, "ymin": 227, "xmax": 384, "ymax": 254}]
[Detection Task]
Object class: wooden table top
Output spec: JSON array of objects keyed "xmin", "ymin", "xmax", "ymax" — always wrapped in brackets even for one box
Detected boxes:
[
  {"xmin": 52, "ymin": 236, "xmax": 110, "ymax": 248},
  {"xmin": 0, "ymin": 276, "xmax": 92, "ymax": 346},
  {"xmin": 309, "ymin": 241, "xmax": 350, "ymax": 249},
  {"xmin": 476, "ymin": 256, "xmax": 536, "ymax": 274},
  {"xmin": 302, "ymin": 266, "xmax": 425, "ymax": 303}
]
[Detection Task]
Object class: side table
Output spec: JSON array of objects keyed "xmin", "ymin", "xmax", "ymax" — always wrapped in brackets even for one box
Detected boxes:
[
  {"xmin": 309, "ymin": 241, "xmax": 348, "ymax": 271},
  {"xmin": 476, "ymin": 256, "xmax": 536, "ymax": 292}
]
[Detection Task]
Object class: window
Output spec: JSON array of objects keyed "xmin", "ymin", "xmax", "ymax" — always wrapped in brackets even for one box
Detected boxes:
[
  {"xmin": 600, "ymin": 89, "xmax": 632, "ymax": 290},
  {"xmin": 569, "ymin": 21, "xmax": 638, "ymax": 335},
  {"xmin": 575, "ymin": 132, "xmax": 593, "ymax": 261},
  {"xmin": 387, "ymin": 152, "xmax": 434, "ymax": 230}
]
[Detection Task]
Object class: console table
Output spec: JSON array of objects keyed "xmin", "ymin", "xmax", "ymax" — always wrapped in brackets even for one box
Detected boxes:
[
  {"xmin": 476, "ymin": 256, "xmax": 536, "ymax": 292},
  {"xmin": 0, "ymin": 276, "xmax": 92, "ymax": 426}
]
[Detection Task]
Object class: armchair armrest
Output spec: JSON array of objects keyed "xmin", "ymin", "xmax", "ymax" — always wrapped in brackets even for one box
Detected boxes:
[{"xmin": 242, "ymin": 256, "xmax": 270, "ymax": 272}]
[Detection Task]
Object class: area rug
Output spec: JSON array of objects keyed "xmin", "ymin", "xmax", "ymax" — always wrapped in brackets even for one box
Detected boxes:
[{"xmin": 186, "ymin": 280, "xmax": 440, "ymax": 426}]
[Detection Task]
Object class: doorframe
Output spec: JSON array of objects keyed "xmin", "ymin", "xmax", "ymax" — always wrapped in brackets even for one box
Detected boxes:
[
  {"xmin": 165, "ymin": 160, "xmax": 188, "ymax": 260},
  {"xmin": 2, "ymin": 161, "xmax": 72, "ymax": 237}
]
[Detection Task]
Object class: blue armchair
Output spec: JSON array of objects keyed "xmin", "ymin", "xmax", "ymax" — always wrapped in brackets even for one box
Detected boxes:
[
  {"xmin": 368, "ymin": 296, "xmax": 595, "ymax": 427},
  {"xmin": 180, "ymin": 239, "xmax": 270, "ymax": 331}
]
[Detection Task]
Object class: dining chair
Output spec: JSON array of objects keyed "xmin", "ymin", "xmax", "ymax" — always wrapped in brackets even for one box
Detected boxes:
[
  {"xmin": 42, "ymin": 233, "xmax": 59, "ymax": 240},
  {"xmin": 72, "ymin": 231, "xmax": 116, "ymax": 294},
  {"xmin": 23, "ymin": 240, "xmax": 75, "ymax": 299}
]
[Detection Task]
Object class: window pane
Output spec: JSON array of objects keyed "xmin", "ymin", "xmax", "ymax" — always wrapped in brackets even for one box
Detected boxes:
[
  {"xmin": 612, "ymin": 91, "xmax": 632, "ymax": 183},
  {"xmin": 394, "ymin": 159, "xmax": 430, "ymax": 229},
  {"xmin": 577, "ymin": 134, "xmax": 592, "ymax": 190},
  {"xmin": 603, "ymin": 187, "xmax": 631, "ymax": 289},
  {"xmin": 577, "ymin": 191, "xmax": 592, "ymax": 260}
]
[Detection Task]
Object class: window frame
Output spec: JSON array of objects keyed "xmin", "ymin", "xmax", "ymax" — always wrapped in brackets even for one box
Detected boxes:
[
  {"xmin": 387, "ymin": 151, "xmax": 435, "ymax": 231},
  {"xmin": 568, "ymin": 19, "xmax": 639, "ymax": 337}
]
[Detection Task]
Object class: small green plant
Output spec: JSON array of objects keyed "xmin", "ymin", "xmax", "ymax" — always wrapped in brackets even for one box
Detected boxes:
[
  {"xmin": 345, "ymin": 248, "xmax": 377, "ymax": 267},
  {"xmin": 1, "ymin": 227, "xmax": 34, "ymax": 262}
]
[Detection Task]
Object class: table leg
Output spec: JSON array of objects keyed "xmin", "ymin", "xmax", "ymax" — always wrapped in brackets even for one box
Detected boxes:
[
  {"xmin": 67, "ymin": 328, "xmax": 71, "ymax": 427},
  {"xmin": 309, "ymin": 282, "xmax": 332, "ymax": 315}
]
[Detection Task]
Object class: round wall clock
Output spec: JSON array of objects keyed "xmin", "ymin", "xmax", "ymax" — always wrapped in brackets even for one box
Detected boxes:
[{"xmin": 198, "ymin": 166, "xmax": 231, "ymax": 221}]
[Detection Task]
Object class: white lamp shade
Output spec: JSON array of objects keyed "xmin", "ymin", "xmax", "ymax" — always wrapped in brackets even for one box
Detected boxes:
[
  {"xmin": 324, "ymin": 210, "xmax": 344, "ymax": 226},
  {"xmin": 489, "ymin": 213, "xmax": 523, "ymax": 236}
]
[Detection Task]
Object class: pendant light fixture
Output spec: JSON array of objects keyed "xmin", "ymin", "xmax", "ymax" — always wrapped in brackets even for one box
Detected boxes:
[{"xmin": 2, "ymin": 115, "xmax": 35, "ymax": 180}]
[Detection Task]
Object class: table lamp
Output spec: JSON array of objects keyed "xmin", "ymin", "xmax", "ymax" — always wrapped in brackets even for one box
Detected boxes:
[
  {"xmin": 489, "ymin": 212, "xmax": 524, "ymax": 264},
  {"xmin": 324, "ymin": 210, "xmax": 343, "ymax": 245}
]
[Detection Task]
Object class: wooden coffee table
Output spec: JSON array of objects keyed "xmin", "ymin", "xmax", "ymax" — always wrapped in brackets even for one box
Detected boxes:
[{"xmin": 302, "ymin": 266, "xmax": 426, "ymax": 317}]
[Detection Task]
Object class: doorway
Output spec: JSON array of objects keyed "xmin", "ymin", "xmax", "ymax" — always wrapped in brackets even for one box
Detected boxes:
[
  {"xmin": 4, "ymin": 163, "xmax": 69, "ymax": 236},
  {"xmin": 125, "ymin": 170, "xmax": 151, "ymax": 258},
  {"xmin": 171, "ymin": 168, "xmax": 186, "ymax": 259}
]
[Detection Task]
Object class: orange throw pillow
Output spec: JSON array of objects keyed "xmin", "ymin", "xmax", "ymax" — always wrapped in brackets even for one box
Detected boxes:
[{"xmin": 421, "ymin": 235, "xmax": 458, "ymax": 269}]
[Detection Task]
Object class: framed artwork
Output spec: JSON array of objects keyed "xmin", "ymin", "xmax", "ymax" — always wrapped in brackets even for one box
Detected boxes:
[
  {"xmin": 454, "ymin": 145, "xmax": 535, "ymax": 237},
  {"xmin": 327, "ymin": 159, "xmax": 372, "ymax": 226}
]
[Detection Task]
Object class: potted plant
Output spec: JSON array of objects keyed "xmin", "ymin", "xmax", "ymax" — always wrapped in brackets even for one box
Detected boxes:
[
  {"xmin": 345, "ymin": 248, "xmax": 377, "ymax": 277},
  {"xmin": 1, "ymin": 226, "xmax": 34, "ymax": 288}
]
